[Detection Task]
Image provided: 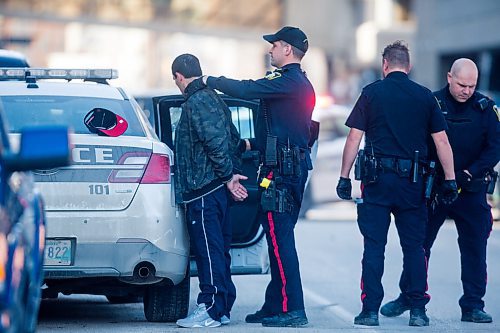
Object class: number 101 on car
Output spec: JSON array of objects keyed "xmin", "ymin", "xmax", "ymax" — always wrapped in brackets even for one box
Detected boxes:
[{"xmin": 89, "ymin": 184, "xmax": 110, "ymax": 195}]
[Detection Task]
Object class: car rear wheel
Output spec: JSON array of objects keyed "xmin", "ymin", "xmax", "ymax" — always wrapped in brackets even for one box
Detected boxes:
[{"xmin": 143, "ymin": 270, "xmax": 190, "ymax": 322}]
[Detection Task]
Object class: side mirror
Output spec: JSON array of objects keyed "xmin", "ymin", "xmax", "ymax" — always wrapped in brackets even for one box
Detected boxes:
[{"xmin": 2, "ymin": 126, "xmax": 71, "ymax": 172}]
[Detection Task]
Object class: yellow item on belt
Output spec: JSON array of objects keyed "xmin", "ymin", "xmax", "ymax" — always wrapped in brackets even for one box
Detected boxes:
[{"xmin": 260, "ymin": 178, "xmax": 271, "ymax": 189}]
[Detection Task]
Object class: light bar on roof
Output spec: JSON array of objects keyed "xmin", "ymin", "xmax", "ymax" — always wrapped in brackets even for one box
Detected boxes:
[{"xmin": 0, "ymin": 68, "xmax": 118, "ymax": 80}]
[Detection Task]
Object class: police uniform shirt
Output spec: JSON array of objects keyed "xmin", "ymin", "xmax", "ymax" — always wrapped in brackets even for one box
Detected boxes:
[
  {"xmin": 206, "ymin": 63, "xmax": 316, "ymax": 152},
  {"xmin": 346, "ymin": 71, "xmax": 447, "ymax": 160},
  {"xmin": 433, "ymin": 86, "xmax": 500, "ymax": 177}
]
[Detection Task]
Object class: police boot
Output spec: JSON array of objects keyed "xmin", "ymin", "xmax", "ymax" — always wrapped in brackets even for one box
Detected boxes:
[
  {"xmin": 461, "ymin": 309, "xmax": 493, "ymax": 323},
  {"xmin": 245, "ymin": 309, "xmax": 274, "ymax": 323},
  {"xmin": 261, "ymin": 310, "xmax": 308, "ymax": 327},
  {"xmin": 354, "ymin": 310, "xmax": 379, "ymax": 326},
  {"xmin": 409, "ymin": 308, "xmax": 429, "ymax": 327},
  {"xmin": 380, "ymin": 296, "xmax": 410, "ymax": 317}
]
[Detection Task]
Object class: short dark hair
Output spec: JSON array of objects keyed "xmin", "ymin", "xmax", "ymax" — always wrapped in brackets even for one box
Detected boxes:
[
  {"xmin": 280, "ymin": 41, "xmax": 305, "ymax": 60},
  {"xmin": 171, "ymin": 53, "xmax": 202, "ymax": 79},
  {"xmin": 382, "ymin": 41, "xmax": 410, "ymax": 70}
]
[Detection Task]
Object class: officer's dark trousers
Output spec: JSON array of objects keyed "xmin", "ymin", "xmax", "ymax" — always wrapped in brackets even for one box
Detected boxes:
[
  {"xmin": 186, "ymin": 186, "xmax": 236, "ymax": 321},
  {"xmin": 398, "ymin": 189, "xmax": 492, "ymax": 311},
  {"xmin": 259, "ymin": 161, "xmax": 308, "ymax": 315},
  {"xmin": 358, "ymin": 173, "xmax": 429, "ymax": 311}
]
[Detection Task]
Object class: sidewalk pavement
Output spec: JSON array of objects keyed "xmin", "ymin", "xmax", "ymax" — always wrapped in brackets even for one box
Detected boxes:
[{"xmin": 305, "ymin": 201, "xmax": 357, "ymax": 221}]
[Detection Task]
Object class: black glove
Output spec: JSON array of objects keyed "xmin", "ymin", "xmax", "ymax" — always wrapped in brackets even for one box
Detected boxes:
[
  {"xmin": 336, "ymin": 177, "xmax": 352, "ymax": 200},
  {"xmin": 440, "ymin": 179, "xmax": 458, "ymax": 205},
  {"xmin": 456, "ymin": 170, "xmax": 471, "ymax": 189}
]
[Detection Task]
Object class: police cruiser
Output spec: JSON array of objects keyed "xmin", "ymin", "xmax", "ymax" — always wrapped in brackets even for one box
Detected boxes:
[{"xmin": 0, "ymin": 68, "xmax": 189, "ymax": 322}]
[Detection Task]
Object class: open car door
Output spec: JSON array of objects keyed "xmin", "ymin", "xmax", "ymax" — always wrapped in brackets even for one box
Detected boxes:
[{"xmin": 152, "ymin": 94, "xmax": 268, "ymax": 274}]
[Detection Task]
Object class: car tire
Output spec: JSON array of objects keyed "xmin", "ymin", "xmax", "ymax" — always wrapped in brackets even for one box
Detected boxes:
[
  {"xmin": 106, "ymin": 295, "xmax": 142, "ymax": 304},
  {"xmin": 143, "ymin": 270, "xmax": 190, "ymax": 322}
]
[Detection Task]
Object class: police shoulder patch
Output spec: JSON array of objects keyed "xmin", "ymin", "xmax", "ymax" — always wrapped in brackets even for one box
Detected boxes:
[{"xmin": 265, "ymin": 71, "xmax": 282, "ymax": 80}]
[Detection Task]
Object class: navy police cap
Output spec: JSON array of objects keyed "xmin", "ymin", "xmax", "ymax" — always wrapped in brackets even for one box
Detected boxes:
[{"xmin": 263, "ymin": 26, "xmax": 309, "ymax": 53}]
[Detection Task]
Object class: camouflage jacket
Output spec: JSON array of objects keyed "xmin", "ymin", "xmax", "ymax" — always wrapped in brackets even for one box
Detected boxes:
[{"xmin": 174, "ymin": 78, "xmax": 241, "ymax": 203}]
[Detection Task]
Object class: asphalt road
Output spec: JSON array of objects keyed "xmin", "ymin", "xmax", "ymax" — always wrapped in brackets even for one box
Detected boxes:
[{"xmin": 37, "ymin": 210, "xmax": 500, "ymax": 332}]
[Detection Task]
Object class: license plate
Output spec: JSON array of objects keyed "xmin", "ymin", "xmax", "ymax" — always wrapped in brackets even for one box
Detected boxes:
[{"xmin": 44, "ymin": 239, "xmax": 73, "ymax": 266}]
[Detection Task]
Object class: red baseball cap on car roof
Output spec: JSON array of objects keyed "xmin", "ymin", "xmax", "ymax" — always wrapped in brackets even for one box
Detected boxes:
[{"xmin": 84, "ymin": 108, "xmax": 128, "ymax": 137}]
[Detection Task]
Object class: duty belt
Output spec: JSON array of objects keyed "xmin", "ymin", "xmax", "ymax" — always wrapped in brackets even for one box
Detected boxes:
[
  {"xmin": 261, "ymin": 149, "xmax": 306, "ymax": 164},
  {"xmin": 378, "ymin": 157, "xmax": 425, "ymax": 175}
]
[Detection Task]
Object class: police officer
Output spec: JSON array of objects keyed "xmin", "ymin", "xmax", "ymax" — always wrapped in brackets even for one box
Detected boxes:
[
  {"xmin": 381, "ymin": 58, "xmax": 500, "ymax": 323},
  {"xmin": 336, "ymin": 41, "xmax": 458, "ymax": 327},
  {"xmin": 202, "ymin": 26, "xmax": 315, "ymax": 327}
]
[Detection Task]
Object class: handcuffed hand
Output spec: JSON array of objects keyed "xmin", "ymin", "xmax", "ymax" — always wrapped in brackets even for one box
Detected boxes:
[
  {"xmin": 336, "ymin": 177, "xmax": 352, "ymax": 200},
  {"xmin": 440, "ymin": 179, "xmax": 458, "ymax": 205},
  {"xmin": 226, "ymin": 174, "xmax": 248, "ymax": 201}
]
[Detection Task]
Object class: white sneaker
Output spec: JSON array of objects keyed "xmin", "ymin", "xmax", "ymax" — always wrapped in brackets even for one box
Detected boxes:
[
  {"xmin": 176, "ymin": 304, "xmax": 221, "ymax": 328},
  {"xmin": 221, "ymin": 315, "xmax": 230, "ymax": 325}
]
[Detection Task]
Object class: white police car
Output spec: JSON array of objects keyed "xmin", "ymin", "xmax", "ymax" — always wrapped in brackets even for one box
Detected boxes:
[{"xmin": 0, "ymin": 68, "xmax": 190, "ymax": 322}]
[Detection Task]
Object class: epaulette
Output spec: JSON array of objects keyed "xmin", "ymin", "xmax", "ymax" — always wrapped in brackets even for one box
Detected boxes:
[
  {"xmin": 475, "ymin": 97, "xmax": 490, "ymax": 111},
  {"xmin": 473, "ymin": 92, "xmax": 494, "ymax": 111},
  {"xmin": 473, "ymin": 93, "xmax": 498, "ymax": 120}
]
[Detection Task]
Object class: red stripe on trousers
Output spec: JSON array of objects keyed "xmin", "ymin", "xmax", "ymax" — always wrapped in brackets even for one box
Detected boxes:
[{"xmin": 267, "ymin": 211, "xmax": 288, "ymax": 312}]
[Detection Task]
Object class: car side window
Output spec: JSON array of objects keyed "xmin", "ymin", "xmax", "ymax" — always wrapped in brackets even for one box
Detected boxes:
[
  {"xmin": 167, "ymin": 107, "xmax": 183, "ymax": 143},
  {"xmin": 167, "ymin": 105, "xmax": 254, "ymax": 143},
  {"xmin": 230, "ymin": 106, "xmax": 254, "ymax": 139}
]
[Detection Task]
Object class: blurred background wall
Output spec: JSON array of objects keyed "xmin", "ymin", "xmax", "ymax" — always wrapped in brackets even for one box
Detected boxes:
[{"xmin": 1, "ymin": 0, "xmax": 499, "ymax": 102}]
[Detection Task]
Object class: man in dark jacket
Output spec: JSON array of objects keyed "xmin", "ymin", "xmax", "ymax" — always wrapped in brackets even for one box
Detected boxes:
[
  {"xmin": 172, "ymin": 54, "xmax": 248, "ymax": 328},
  {"xmin": 381, "ymin": 58, "xmax": 500, "ymax": 324}
]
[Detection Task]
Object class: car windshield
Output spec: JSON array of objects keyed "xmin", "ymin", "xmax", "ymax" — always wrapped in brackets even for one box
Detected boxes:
[{"xmin": 0, "ymin": 96, "xmax": 145, "ymax": 136}]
